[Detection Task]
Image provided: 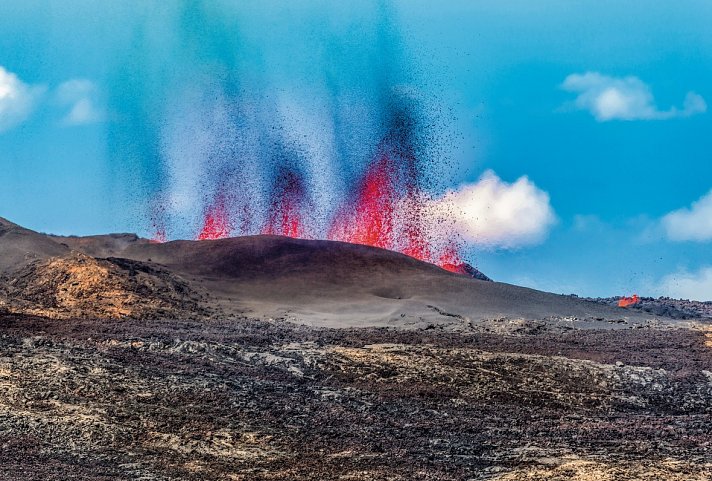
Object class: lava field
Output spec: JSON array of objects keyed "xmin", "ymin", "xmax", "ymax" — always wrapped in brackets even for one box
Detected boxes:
[{"xmin": 1, "ymin": 314, "xmax": 711, "ymax": 480}]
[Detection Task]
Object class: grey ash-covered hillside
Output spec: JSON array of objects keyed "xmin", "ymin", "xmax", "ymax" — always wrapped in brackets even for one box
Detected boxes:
[{"xmin": 0, "ymin": 216, "xmax": 672, "ymax": 326}]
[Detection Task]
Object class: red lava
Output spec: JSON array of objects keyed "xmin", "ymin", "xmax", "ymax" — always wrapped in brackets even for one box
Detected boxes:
[
  {"xmin": 192, "ymin": 141, "xmax": 464, "ymax": 271},
  {"xmin": 618, "ymin": 294, "xmax": 640, "ymax": 308},
  {"xmin": 198, "ymin": 194, "xmax": 231, "ymax": 240},
  {"xmin": 328, "ymin": 154, "xmax": 397, "ymax": 250},
  {"xmin": 437, "ymin": 242, "xmax": 468, "ymax": 274}
]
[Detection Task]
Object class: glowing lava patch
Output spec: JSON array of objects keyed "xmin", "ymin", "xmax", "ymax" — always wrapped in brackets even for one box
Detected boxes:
[
  {"xmin": 198, "ymin": 195, "xmax": 231, "ymax": 240},
  {"xmin": 329, "ymin": 154, "xmax": 397, "ymax": 249},
  {"xmin": 618, "ymin": 294, "xmax": 640, "ymax": 308}
]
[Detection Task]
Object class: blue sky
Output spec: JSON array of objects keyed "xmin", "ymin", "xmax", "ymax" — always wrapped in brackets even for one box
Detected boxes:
[{"xmin": 1, "ymin": 0, "xmax": 711, "ymax": 300}]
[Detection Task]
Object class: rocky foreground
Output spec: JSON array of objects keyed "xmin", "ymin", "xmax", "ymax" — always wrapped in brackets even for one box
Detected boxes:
[{"xmin": 1, "ymin": 313, "xmax": 711, "ymax": 480}]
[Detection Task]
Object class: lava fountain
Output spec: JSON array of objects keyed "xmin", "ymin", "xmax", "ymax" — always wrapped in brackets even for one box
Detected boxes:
[
  {"xmin": 186, "ymin": 134, "xmax": 469, "ymax": 272},
  {"xmin": 198, "ymin": 193, "xmax": 232, "ymax": 240},
  {"xmin": 156, "ymin": 92, "xmax": 470, "ymax": 273},
  {"xmin": 262, "ymin": 168, "xmax": 310, "ymax": 239},
  {"xmin": 328, "ymin": 154, "xmax": 397, "ymax": 249}
]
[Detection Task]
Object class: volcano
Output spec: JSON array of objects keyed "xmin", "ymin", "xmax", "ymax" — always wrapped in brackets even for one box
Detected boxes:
[{"xmin": 0, "ymin": 216, "xmax": 669, "ymax": 327}]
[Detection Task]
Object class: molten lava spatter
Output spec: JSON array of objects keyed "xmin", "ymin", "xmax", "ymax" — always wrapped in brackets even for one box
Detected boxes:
[
  {"xmin": 263, "ymin": 170, "xmax": 308, "ymax": 239},
  {"xmin": 327, "ymin": 148, "xmax": 463, "ymax": 268},
  {"xmin": 400, "ymin": 194, "xmax": 432, "ymax": 262},
  {"xmin": 438, "ymin": 242, "xmax": 466, "ymax": 273},
  {"xmin": 150, "ymin": 203, "xmax": 168, "ymax": 243},
  {"xmin": 398, "ymin": 143, "xmax": 432, "ymax": 262},
  {"xmin": 175, "ymin": 97, "xmax": 470, "ymax": 272},
  {"xmin": 151, "ymin": 228, "xmax": 167, "ymax": 244},
  {"xmin": 618, "ymin": 294, "xmax": 640, "ymax": 308},
  {"xmin": 198, "ymin": 195, "xmax": 231, "ymax": 240},
  {"xmin": 187, "ymin": 148, "xmax": 468, "ymax": 274},
  {"xmin": 329, "ymin": 154, "xmax": 397, "ymax": 249}
]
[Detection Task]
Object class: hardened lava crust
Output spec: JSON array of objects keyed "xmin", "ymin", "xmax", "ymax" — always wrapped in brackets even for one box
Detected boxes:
[{"xmin": 0, "ymin": 314, "xmax": 710, "ymax": 480}]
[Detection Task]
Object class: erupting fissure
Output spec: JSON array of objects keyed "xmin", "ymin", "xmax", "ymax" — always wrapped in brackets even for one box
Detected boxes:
[
  {"xmin": 187, "ymin": 148, "xmax": 468, "ymax": 271},
  {"xmin": 198, "ymin": 193, "xmax": 231, "ymax": 240},
  {"xmin": 262, "ymin": 170, "xmax": 309, "ymax": 239},
  {"xmin": 163, "ymin": 106, "xmax": 471, "ymax": 273},
  {"xmin": 151, "ymin": 228, "xmax": 167, "ymax": 244},
  {"xmin": 438, "ymin": 242, "xmax": 467, "ymax": 274},
  {"xmin": 328, "ymin": 154, "xmax": 397, "ymax": 249}
]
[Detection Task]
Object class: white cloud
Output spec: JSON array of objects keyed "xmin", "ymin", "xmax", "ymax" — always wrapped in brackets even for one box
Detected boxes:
[
  {"xmin": 55, "ymin": 79, "xmax": 104, "ymax": 125},
  {"xmin": 432, "ymin": 170, "xmax": 556, "ymax": 249},
  {"xmin": 658, "ymin": 266, "xmax": 712, "ymax": 301},
  {"xmin": 0, "ymin": 66, "xmax": 45, "ymax": 132},
  {"xmin": 661, "ymin": 189, "xmax": 712, "ymax": 242},
  {"xmin": 561, "ymin": 72, "xmax": 706, "ymax": 121}
]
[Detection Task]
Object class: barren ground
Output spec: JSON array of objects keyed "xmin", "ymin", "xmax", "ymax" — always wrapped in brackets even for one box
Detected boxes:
[
  {"xmin": 1, "ymin": 313, "xmax": 710, "ymax": 480},
  {"xmin": 2, "ymin": 219, "xmax": 711, "ymax": 479}
]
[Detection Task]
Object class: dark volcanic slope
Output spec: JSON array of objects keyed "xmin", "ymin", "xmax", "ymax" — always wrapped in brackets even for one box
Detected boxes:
[
  {"xmin": 0, "ymin": 217, "xmax": 69, "ymax": 273},
  {"xmin": 0, "ymin": 219, "xmax": 205, "ymax": 320},
  {"xmin": 1, "ymin": 218, "xmax": 710, "ymax": 480},
  {"xmin": 109, "ymin": 235, "xmax": 668, "ymax": 327},
  {"xmin": 0, "ymin": 217, "xmax": 682, "ymax": 326}
]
